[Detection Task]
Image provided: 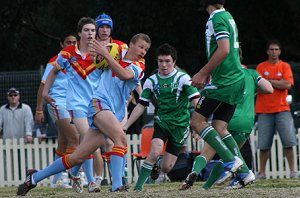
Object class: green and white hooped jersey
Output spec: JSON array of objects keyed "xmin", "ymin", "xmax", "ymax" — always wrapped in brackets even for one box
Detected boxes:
[
  {"xmin": 140, "ymin": 69, "xmax": 199, "ymax": 127},
  {"xmin": 205, "ymin": 8, "xmax": 244, "ymax": 87}
]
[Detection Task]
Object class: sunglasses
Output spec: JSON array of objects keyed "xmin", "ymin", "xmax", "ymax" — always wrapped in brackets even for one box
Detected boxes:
[
  {"xmin": 8, "ymin": 94, "xmax": 19, "ymax": 97},
  {"xmin": 269, "ymin": 48, "xmax": 280, "ymax": 51}
]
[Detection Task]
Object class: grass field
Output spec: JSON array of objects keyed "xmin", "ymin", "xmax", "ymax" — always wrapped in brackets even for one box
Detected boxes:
[{"xmin": 2, "ymin": 179, "xmax": 300, "ymax": 198}]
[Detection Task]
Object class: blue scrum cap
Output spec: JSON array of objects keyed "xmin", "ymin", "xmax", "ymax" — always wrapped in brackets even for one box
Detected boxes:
[{"xmin": 95, "ymin": 13, "xmax": 113, "ymax": 31}]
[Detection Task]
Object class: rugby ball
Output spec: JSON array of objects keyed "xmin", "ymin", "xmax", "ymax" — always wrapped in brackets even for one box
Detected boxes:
[{"xmin": 95, "ymin": 43, "xmax": 120, "ymax": 70}]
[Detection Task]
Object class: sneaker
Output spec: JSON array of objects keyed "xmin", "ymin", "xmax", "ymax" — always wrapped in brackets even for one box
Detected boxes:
[
  {"xmin": 52, "ymin": 172, "xmax": 71, "ymax": 188},
  {"xmin": 110, "ymin": 185, "xmax": 128, "ymax": 192},
  {"xmin": 155, "ymin": 173, "xmax": 166, "ymax": 183},
  {"xmin": 122, "ymin": 177, "xmax": 130, "ymax": 190},
  {"xmin": 237, "ymin": 170, "xmax": 255, "ymax": 187},
  {"xmin": 256, "ymin": 173, "xmax": 266, "ymax": 180},
  {"xmin": 133, "ymin": 187, "xmax": 142, "ymax": 192},
  {"xmin": 51, "ymin": 172, "xmax": 63, "ymax": 188},
  {"xmin": 224, "ymin": 178, "xmax": 242, "ymax": 189},
  {"xmin": 222, "ymin": 156, "xmax": 243, "ymax": 173},
  {"xmin": 88, "ymin": 181, "xmax": 101, "ymax": 193},
  {"xmin": 17, "ymin": 169, "xmax": 38, "ymax": 196},
  {"xmin": 179, "ymin": 171, "xmax": 198, "ymax": 190},
  {"xmin": 150, "ymin": 163, "xmax": 161, "ymax": 180},
  {"xmin": 215, "ymin": 171, "xmax": 233, "ymax": 185},
  {"xmin": 80, "ymin": 171, "xmax": 88, "ymax": 187},
  {"xmin": 225, "ymin": 170, "xmax": 255, "ymax": 189},
  {"xmin": 290, "ymin": 171, "xmax": 298, "ymax": 179},
  {"xmin": 95, "ymin": 177, "xmax": 103, "ymax": 186},
  {"xmin": 51, "ymin": 179, "xmax": 64, "ymax": 188},
  {"xmin": 70, "ymin": 174, "xmax": 83, "ymax": 193}
]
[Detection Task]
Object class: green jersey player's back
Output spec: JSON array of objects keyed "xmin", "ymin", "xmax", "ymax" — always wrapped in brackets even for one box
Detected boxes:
[
  {"xmin": 205, "ymin": 8, "xmax": 244, "ymax": 87},
  {"xmin": 227, "ymin": 69, "xmax": 260, "ymax": 133}
]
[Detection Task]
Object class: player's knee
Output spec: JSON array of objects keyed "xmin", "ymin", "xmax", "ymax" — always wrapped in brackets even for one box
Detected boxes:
[
  {"xmin": 161, "ymin": 164, "xmax": 173, "ymax": 173},
  {"xmin": 120, "ymin": 133, "xmax": 127, "ymax": 146},
  {"xmin": 190, "ymin": 120, "xmax": 207, "ymax": 133},
  {"xmin": 148, "ymin": 151, "xmax": 161, "ymax": 162},
  {"xmin": 70, "ymin": 153, "xmax": 90, "ymax": 165}
]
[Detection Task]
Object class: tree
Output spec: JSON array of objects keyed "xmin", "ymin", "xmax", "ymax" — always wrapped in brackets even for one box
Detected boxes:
[{"xmin": 0, "ymin": 0, "xmax": 299, "ymax": 76}]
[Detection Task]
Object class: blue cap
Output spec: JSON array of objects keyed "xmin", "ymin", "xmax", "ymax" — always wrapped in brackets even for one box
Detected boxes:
[{"xmin": 95, "ymin": 13, "xmax": 113, "ymax": 31}]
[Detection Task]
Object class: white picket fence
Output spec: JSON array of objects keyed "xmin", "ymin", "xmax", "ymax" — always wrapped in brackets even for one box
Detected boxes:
[{"xmin": 0, "ymin": 129, "xmax": 299, "ymax": 187}]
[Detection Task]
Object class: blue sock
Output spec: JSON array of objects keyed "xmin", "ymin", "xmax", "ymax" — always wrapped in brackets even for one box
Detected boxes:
[
  {"xmin": 111, "ymin": 147, "xmax": 125, "ymax": 191},
  {"xmin": 83, "ymin": 157, "xmax": 95, "ymax": 183},
  {"xmin": 52, "ymin": 153, "xmax": 63, "ymax": 184},
  {"xmin": 32, "ymin": 158, "xmax": 66, "ymax": 184},
  {"xmin": 122, "ymin": 153, "xmax": 127, "ymax": 177},
  {"xmin": 70, "ymin": 165, "xmax": 81, "ymax": 177}
]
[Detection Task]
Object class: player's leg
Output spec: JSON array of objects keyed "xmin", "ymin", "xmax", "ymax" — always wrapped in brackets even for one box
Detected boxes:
[
  {"xmin": 191, "ymin": 97, "xmax": 242, "ymax": 170},
  {"xmin": 93, "ymin": 110, "xmax": 127, "ymax": 191},
  {"xmin": 134, "ymin": 137, "xmax": 165, "ymax": 191},
  {"xmin": 72, "ymin": 118, "xmax": 95, "ymax": 182},
  {"xmin": 48, "ymin": 105, "xmax": 79, "ymax": 188},
  {"xmin": 93, "ymin": 148, "xmax": 104, "ymax": 185},
  {"xmin": 17, "ymin": 129, "xmax": 104, "ymax": 195},
  {"xmin": 180, "ymin": 142, "xmax": 216, "ymax": 190}
]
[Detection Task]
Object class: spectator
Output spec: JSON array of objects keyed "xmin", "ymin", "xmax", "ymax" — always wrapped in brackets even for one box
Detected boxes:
[
  {"xmin": 0, "ymin": 88, "xmax": 33, "ymax": 143},
  {"xmin": 255, "ymin": 40, "xmax": 298, "ymax": 179}
]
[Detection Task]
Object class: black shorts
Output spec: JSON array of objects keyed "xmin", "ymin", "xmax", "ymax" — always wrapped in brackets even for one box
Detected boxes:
[
  {"xmin": 152, "ymin": 123, "xmax": 181, "ymax": 156},
  {"xmin": 194, "ymin": 96, "xmax": 236, "ymax": 123}
]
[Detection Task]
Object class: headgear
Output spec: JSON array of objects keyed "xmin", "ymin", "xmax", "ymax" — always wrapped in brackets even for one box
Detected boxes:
[{"xmin": 95, "ymin": 13, "xmax": 113, "ymax": 33}]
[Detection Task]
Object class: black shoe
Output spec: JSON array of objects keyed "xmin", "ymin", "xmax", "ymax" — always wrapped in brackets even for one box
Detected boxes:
[
  {"xmin": 17, "ymin": 169, "xmax": 38, "ymax": 196},
  {"xmin": 122, "ymin": 177, "xmax": 130, "ymax": 190},
  {"xmin": 179, "ymin": 171, "xmax": 198, "ymax": 190},
  {"xmin": 110, "ymin": 185, "xmax": 128, "ymax": 192},
  {"xmin": 150, "ymin": 163, "xmax": 161, "ymax": 180}
]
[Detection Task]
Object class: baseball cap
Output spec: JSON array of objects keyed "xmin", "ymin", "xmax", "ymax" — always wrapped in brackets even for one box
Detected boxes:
[
  {"xmin": 7, "ymin": 87, "xmax": 20, "ymax": 95},
  {"xmin": 95, "ymin": 13, "xmax": 113, "ymax": 31}
]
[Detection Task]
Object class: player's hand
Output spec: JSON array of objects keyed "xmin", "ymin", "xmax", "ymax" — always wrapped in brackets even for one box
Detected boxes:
[
  {"xmin": 90, "ymin": 39, "xmax": 109, "ymax": 57},
  {"xmin": 191, "ymin": 70, "xmax": 208, "ymax": 88},
  {"xmin": 35, "ymin": 112, "xmax": 45, "ymax": 124},
  {"xmin": 192, "ymin": 130, "xmax": 201, "ymax": 141}
]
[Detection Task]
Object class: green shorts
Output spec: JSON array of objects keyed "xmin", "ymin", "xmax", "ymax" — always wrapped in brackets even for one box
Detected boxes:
[
  {"xmin": 229, "ymin": 130, "xmax": 250, "ymax": 144},
  {"xmin": 154, "ymin": 120, "xmax": 190, "ymax": 148},
  {"xmin": 201, "ymin": 78, "xmax": 245, "ymax": 105}
]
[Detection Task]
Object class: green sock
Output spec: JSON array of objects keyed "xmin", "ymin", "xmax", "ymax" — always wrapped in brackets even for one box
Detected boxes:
[
  {"xmin": 192, "ymin": 155, "xmax": 207, "ymax": 174},
  {"xmin": 200, "ymin": 126, "xmax": 234, "ymax": 162},
  {"xmin": 202, "ymin": 161, "xmax": 223, "ymax": 189},
  {"xmin": 135, "ymin": 162, "xmax": 153, "ymax": 190},
  {"xmin": 156, "ymin": 156, "xmax": 162, "ymax": 166},
  {"xmin": 222, "ymin": 134, "xmax": 249, "ymax": 173}
]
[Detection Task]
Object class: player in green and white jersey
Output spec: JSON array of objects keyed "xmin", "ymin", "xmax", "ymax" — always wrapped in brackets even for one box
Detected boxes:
[
  {"xmin": 180, "ymin": 66, "xmax": 273, "ymax": 190},
  {"xmin": 123, "ymin": 43, "xmax": 200, "ymax": 192},
  {"xmin": 189, "ymin": 0, "xmax": 245, "ymax": 185}
]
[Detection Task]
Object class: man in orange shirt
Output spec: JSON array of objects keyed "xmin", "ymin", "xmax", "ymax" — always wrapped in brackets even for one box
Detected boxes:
[{"xmin": 255, "ymin": 40, "xmax": 297, "ymax": 179}]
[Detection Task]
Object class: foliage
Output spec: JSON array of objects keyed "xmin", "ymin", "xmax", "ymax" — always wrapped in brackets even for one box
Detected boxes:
[{"xmin": 1, "ymin": 0, "xmax": 300, "ymax": 76}]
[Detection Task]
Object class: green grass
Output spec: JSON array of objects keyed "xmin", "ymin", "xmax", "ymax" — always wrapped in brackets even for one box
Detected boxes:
[{"xmin": 2, "ymin": 179, "xmax": 300, "ymax": 198}]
